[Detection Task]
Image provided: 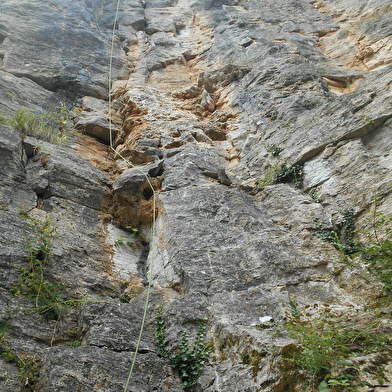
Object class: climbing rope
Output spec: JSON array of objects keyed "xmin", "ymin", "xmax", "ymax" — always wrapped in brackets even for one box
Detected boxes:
[{"xmin": 108, "ymin": 1, "xmax": 157, "ymax": 391}]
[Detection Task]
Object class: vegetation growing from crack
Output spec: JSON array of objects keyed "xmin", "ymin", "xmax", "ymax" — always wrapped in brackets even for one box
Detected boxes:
[
  {"xmin": 308, "ymin": 187, "xmax": 320, "ymax": 203},
  {"xmin": 364, "ymin": 114, "xmax": 374, "ymax": 125},
  {"xmin": 2, "ymin": 212, "xmax": 93, "ymax": 388},
  {"xmin": 0, "ymin": 320, "xmax": 41, "ymax": 390},
  {"xmin": 265, "ymin": 143, "xmax": 283, "ymax": 157},
  {"xmin": 281, "ymin": 194, "xmax": 392, "ymax": 392},
  {"xmin": 155, "ymin": 306, "xmax": 169, "ymax": 357},
  {"xmin": 114, "ymin": 225, "xmax": 146, "ymax": 248},
  {"xmin": 274, "ymin": 163, "xmax": 303, "ymax": 189},
  {"xmin": 155, "ymin": 306, "xmax": 211, "ymax": 390},
  {"xmin": 346, "ymin": 77, "xmax": 352, "ymax": 92},
  {"xmin": 286, "ymin": 117, "xmax": 295, "ymax": 127},
  {"xmin": 313, "ymin": 200, "xmax": 392, "ymax": 295},
  {"xmin": 313, "ymin": 209, "xmax": 359, "ymax": 256},
  {"xmin": 257, "ymin": 162, "xmax": 303, "ymax": 189},
  {"xmin": 284, "ymin": 194, "xmax": 392, "ymax": 391},
  {"xmin": 282, "ymin": 301, "xmax": 391, "ymax": 392},
  {"xmin": 361, "ymin": 193, "xmax": 392, "ymax": 295},
  {"xmin": 14, "ymin": 211, "xmax": 80, "ymax": 320},
  {"xmin": 0, "ymin": 106, "xmax": 72, "ymax": 144}
]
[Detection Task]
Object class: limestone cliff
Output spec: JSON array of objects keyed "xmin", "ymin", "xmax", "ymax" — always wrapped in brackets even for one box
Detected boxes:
[{"xmin": 0, "ymin": 0, "xmax": 391, "ymax": 391}]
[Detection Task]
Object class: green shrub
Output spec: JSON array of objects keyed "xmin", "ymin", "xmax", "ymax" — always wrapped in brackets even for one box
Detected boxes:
[
  {"xmin": 155, "ymin": 308, "xmax": 211, "ymax": 390},
  {"xmin": 284, "ymin": 306, "xmax": 390, "ymax": 391},
  {"xmin": 273, "ymin": 163, "xmax": 303, "ymax": 189},
  {"xmin": 14, "ymin": 211, "xmax": 79, "ymax": 319},
  {"xmin": 257, "ymin": 163, "xmax": 304, "ymax": 189},
  {"xmin": 361, "ymin": 194, "xmax": 392, "ymax": 294},
  {"xmin": 114, "ymin": 226, "xmax": 146, "ymax": 248},
  {"xmin": 154, "ymin": 306, "xmax": 169, "ymax": 357},
  {"xmin": 265, "ymin": 144, "xmax": 283, "ymax": 157},
  {"xmin": 313, "ymin": 209, "xmax": 360, "ymax": 256},
  {"xmin": 0, "ymin": 320, "xmax": 41, "ymax": 390},
  {"xmin": 2, "ymin": 347, "xmax": 41, "ymax": 389},
  {"xmin": 0, "ymin": 107, "xmax": 70, "ymax": 144},
  {"xmin": 313, "ymin": 197, "xmax": 392, "ymax": 295},
  {"xmin": 256, "ymin": 162, "xmax": 304, "ymax": 189},
  {"xmin": 308, "ymin": 187, "xmax": 319, "ymax": 203}
]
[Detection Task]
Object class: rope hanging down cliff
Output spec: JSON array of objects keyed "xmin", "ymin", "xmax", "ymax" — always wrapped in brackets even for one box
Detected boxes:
[{"xmin": 108, "ymin": 1, "xmax": 157, "ymax": 391}]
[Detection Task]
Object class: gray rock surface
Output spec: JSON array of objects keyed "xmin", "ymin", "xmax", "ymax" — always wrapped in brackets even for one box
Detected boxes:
[
  {"xmin": 0, "ymin": 0, "xmax": 131, "ymax": 98},
  {"xmin": 1, "ymin": 0, "xmax": 392, "ymax": 391},
  {"xmin": 36, "ymin": 346, "xmax": 183, "ymax": 392}
]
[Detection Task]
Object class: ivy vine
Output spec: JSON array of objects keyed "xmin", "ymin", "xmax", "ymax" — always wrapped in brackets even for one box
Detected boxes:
[{"xmin": 154, "ymin": 306, "xmax": 211, "ymax": 390}]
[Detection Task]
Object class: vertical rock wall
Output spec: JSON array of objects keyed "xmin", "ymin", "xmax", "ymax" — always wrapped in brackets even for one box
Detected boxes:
[{"xmin": 0, "ymin": 0, "xmax": 391, "ymax": 391}]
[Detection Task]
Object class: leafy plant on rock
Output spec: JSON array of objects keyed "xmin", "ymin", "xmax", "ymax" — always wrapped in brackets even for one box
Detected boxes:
[
  {"xmin": 0, "ymin": 106, "xmax": 70, "ymax": 144},
  {"xmin": 308, "ymin": 187, "xmax": 320, "ymax": 203},
  {"xmin": 14, "ymin": 211, "xmax": 76, "ymax": 320},
  {"xmin": 0, "ymin": 320, "xmax": 41, "ymax": 390},
  {"xmin": 283, "ymin": 304, "xmax": 390, "ymax": 391},
  {"xmin": 361, "ymin": 193, "xmax": 392, "ymax": 295},
  {"xmin": 313, "ymin": 197, "xmax": 392, "ymax": 296},
  {"xmin": 154, "ymin": 306, "xmax": 169, "ymax": 357},
  {"xmin": 257, "ymin": 162, "xmax": 304, "ymax": 189},
  {"xmin": 154, "ymin": 307, "xmax": 211, "ymax": 390},
  {"xmin": 114, "ymin": 225, "xmax": 146, "ymax": 248},
  {"xmin": 265, "ymin": 143, "xmax": 283, "ymax": 157},
  {"xmin": 274, "ymin": 163, "xmax": 303, "ymax": 189},
  {"xmin": 313, "ymin": 209, "xmax": 359, "ymax": 256}
]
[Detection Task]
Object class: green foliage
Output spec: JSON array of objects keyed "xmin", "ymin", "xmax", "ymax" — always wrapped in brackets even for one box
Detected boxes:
[
  {"xmin": 14, "ymin": 212, "xmax": 76, "ymax": 319},
  {"xmin": 309, "ymin": 187, "xmax": 320, "ymax": 203},
  {"xmin": 265, "ymin": 144, "xmax": 283, "ymax": 157},
  {"xmin": 289, "ymin": 300, "xmax": 300, "ymax": 319},
  {"xmin": 364, "ymin": 114, "xmax": 374, "ymax": 125},
  {"xmin": 0, "ymin": 322, "xmax": 41, "ymax": 390},
  {"xmin": 283, "ymin": 306, "xmax": 390, "ymax": 391},
  {"xmin": 313, "ymin": 209, "xmax": 360, "ymax": 256},
  {"xmin": 257, "ymin": 163, "xmax": 303, "ymax": 189},
  {"xmin": 274, "ymin": 163, "xmax": 303, "ymax": 189},
  {"xmin": 65, "ymin": 340, "xmax": 82, "ymax": 347},
  {"xmin": 286, "ymin": 118, "xmax": 295, "ymax": 127},
  {"xmin": 114, "ymin": 226, "xmax": 146, "ymax": 248},
  {"xmin": 45, "ymin": 104, "xmax": 73, "ymax": 130},
  {"xmin": 318, "ymin": 380, "xmax": 329, "ymax": 392},
  {"xmin": 2, "ymin": 347, "xmax": 41, "ymax": 389},
  {"xmin": 325, "ymin": 374, "xmax": 352, "ymax": 387},
  {"xmin": 256, "ymin": 164, "xmax": 282, "ymax": 188},
  {"xmin": 154, "ymin": 306, "xmax": 169, "ymax": 357},
  {"xmin": 0, "ymin": 320, "xmax": 9, "ymax": 347},
  {"xmin": 346, "ymin": 78, "xmax": 352, "ymax": 92},
  {"xmin": 285, "ymin": 321, "xmax": 331, "ymax": 377},
  {"xmin": 361, "ymin": 194, "xmax": 392, "ymax": 294},
  {"xmin": 241, "ymin": 350, "xmax": 250, "ymax": 364},
  {"xmin": 154, "ymin": 308, "xmax": 211, "ymax": 390},
  {"xmin": 313, "ymin": 195, "xmax": 392, "ymax": 295},
  {"xmin": 0, "ymin": 106, "xmax": 71, "ymax": 144},
  {"xmin": 317, "ymin": 374, "xmax": 356, "ymax": 391},
  {"xmin": 170, "ymin": 320, "xmax": 211, "ymax": 391}
]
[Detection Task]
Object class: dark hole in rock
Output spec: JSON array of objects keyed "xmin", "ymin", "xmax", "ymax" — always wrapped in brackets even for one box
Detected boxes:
[{"xmin": 143, "ymin": 188, "xmax": 154, "ymax": 200}]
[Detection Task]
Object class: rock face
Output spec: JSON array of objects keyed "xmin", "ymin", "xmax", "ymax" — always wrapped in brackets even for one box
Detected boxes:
[{"xmin": 1, "ymin": 0, "xmax": 392, "ymax": 391}]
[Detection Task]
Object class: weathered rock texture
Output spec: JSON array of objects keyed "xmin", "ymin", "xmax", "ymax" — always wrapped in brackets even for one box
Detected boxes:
[{"xmin": 1, "ymin": 0, "xmax": 392, "ymax": 391}]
